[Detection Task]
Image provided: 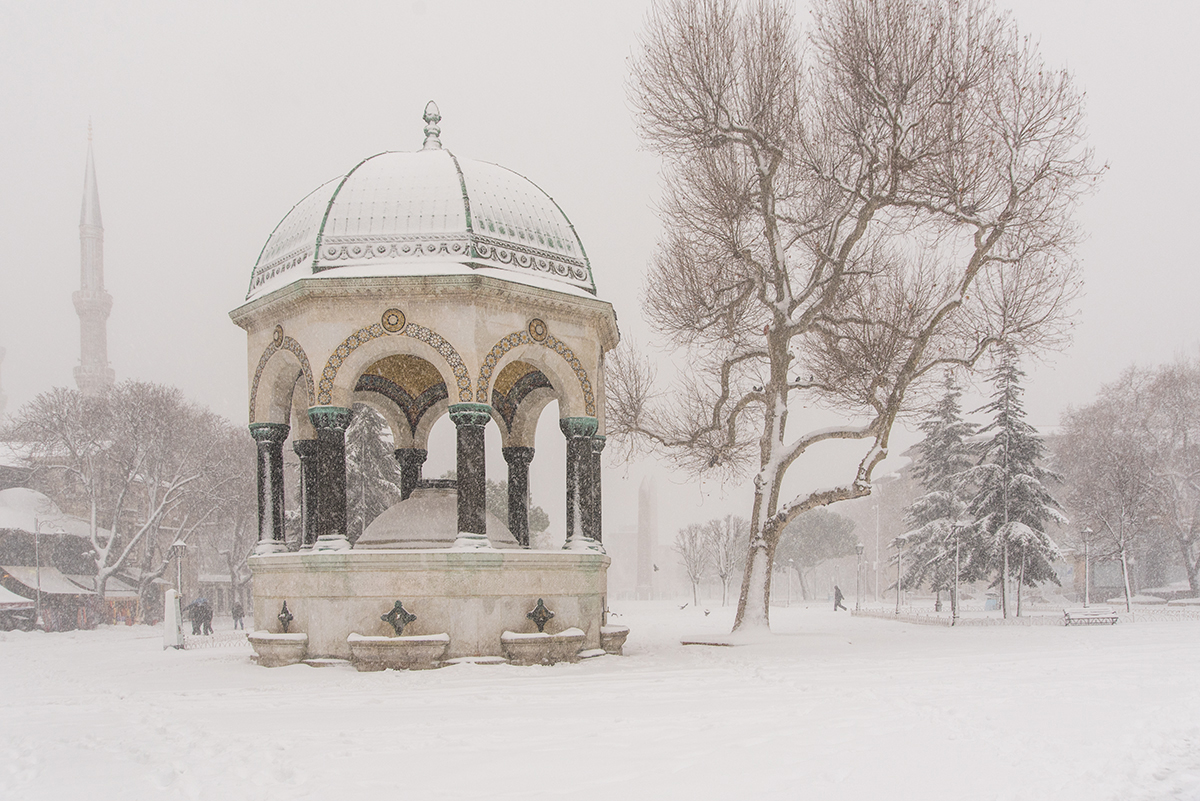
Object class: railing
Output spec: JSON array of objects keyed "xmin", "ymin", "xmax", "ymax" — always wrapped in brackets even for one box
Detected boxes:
[
  {"xmin": 853, "ymin": 605, "xmax": 1200, "ymax": 626},
  {"xmin": 182, "ymin": 631, "xmax": 250, "ymax": 649}
]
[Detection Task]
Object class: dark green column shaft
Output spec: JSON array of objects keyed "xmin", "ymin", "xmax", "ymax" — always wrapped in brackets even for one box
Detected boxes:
[
  {"xmin": 450, "ymin": 404, "xmax": 492, "ymax": 541},
  {"xmin": 394, "ymin": 447, "xmax": 428, "ymax": 501},
  {"xmin": 308, "ymin": 406, "xmax": 352, "ymax": 550},
  {"xmin": 293, "ymin": 439, "xmax": 322, "ymax": 548},
  {"xmin": 560, "ymin": 417, "xmax": 598, "ymax": 546},
  {"xmin": 503, "ymin": 446, "xmax": 535, "ymax": 546},
  {"xmin": 249, "ymin": 423, "xmax": 289, "ymax": 555}
]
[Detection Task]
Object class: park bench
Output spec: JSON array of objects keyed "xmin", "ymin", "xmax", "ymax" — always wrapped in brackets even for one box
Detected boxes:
[{"xmin": 1063, "ymin": 607, "xmax": 1119, "ymax": 625}]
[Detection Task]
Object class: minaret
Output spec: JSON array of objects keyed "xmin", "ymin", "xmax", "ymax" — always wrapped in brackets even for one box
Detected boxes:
[{"xmin": 73, "ymin": 127, "xmax": 114, "ymax": 396}]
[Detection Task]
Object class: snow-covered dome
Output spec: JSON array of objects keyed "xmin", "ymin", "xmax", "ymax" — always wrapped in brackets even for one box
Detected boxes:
[{"xmin": 246, "ymin": 102, "xmax": 594, "ymax": 301}]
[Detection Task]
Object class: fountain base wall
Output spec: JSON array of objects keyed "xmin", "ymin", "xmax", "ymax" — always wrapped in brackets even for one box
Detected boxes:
[{"xmin": 249, "ymin": 550, "xmax": 609, "ymax": 659}]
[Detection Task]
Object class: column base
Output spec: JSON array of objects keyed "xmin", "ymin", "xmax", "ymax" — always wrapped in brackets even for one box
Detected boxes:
[
  {"xmin": 253, "ymin": 541, "xmax": 288, "ymax": 556},
  {"xmin": 452, "ymin": 531, "xmax": 495, "ymax": 550},
  {"xmin": 312, "ymin": 534, "xmax": 352, "ymax": 552},
  {"xmin": 563, "ymin": 537, "xmax": 606, "ymax": 554}
]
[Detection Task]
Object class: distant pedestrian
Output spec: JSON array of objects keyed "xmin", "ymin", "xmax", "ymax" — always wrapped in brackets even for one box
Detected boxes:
[
  {"xmin": 231, "ymin": 601, "xmax": 244, "ymax": 630},
  {"xmin": 198, "ymin": 597, "xmax": 214, "ymax": 635},
  {"xmin": 833, "ymin": 585, "xmax": 847, "ymax": 612},
  {"xmin": 182, "ymin": 599, "xmax": 201, "ymax": 634}
]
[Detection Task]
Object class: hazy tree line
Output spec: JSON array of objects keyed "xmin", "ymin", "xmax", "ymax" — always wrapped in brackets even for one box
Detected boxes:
[
  {"xmin": 1056, "ymin": 357, "xmax": 1200, "ymax": 608},
  {"xmin": 895, "ymin": 351, "xmax": 1200, "ymax": 615},
  {"xmin": 614, "ymin": 0, "xmax": 1097, "ymax": 631},
  {"xmin": 674, "ymin": 508, "xmax": 857, "ymax": 606},
  {"xmin": 4, "ymin": 382, "xmax": 256, "ymax": 613}
]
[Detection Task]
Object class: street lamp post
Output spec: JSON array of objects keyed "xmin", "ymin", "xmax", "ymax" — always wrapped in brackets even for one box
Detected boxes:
[
  {"xmin": 855, "ymin": 543, "xmax": 864, "ymax": 611},
  {"xmin": 171, "ymin": 540, "xmax": 188, "ymax": 599},
  {"xmin": 1082, "ymin": 526, "xmax": 1092, "ymax": 608},
  {"xmin": 33, "ymin": 518, "xmax": 42, "ymax": 629},
  {"xmin": 895, "ymin": 545, "xmax": 903, "ymax": 616},
  {"xmin": 953, "ymin": 524, "xmax": 961, "ymax": 624},
  {"xmin": 787, "ymin": 559, "xmax": 794, "ymax": 607}
]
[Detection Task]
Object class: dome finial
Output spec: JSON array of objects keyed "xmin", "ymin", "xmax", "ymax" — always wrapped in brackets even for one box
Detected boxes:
[{"xmin": 422, "ymin": 101, "xmax": 442, "ymax": 150}]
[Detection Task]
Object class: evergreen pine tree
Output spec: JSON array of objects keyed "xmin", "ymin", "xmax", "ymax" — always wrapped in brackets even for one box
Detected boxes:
[
  {"xmin": 345, "ymin": 404, "xmax": 403, "ymax": 543},
  {"xmin": 897, "ymin": 371, "xmax": 976, "ymax": 614},
  {"xmin": 962, "ymin": 344, "xmax": 1065, "ymax": 617}
]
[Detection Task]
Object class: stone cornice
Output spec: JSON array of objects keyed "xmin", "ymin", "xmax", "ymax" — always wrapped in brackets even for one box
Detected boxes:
[{"xmin": 230, "ymin": 272, "xmax": 619, "ymax": 351}]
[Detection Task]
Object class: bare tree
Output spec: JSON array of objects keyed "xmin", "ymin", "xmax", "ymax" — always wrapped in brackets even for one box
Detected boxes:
[
  {"xmin": 1144, "ymin": 359, "xmax": 1200, "ymax": 596},
  {"xmin": 7, "ymin": 382, "xmax": 247, "ymax": 602},
  {"xmin": 674, "ymin": 523, "xmax": 711, "ymax": 605},
  {"xmin": 1057, "ymin": 368, "xmax": 1158, "ymax": 610},
  {"xmin": 774, "ymin": 508, "xmax": 858, "ymax": 601},
  {"xmin": 703, "ymin": 515, "xmax": 749, "ymax": 605},
  {"xmin": 617, "ymin": 0, "xmax": 1096, "ymax": 630},
  {"xmin": 1057, "ymin": 359, "xmax": 1200, "ymax": 602}
]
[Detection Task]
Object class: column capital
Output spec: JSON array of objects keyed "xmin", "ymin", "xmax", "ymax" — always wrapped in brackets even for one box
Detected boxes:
[
  {"xmin": 502, "ymin": 445, "xmax": 536, "ymax": 467},
  {"xmin": 449, "ymin": 402, "xmax": 492, "ymax": 428},
  {"xmin": 394, "ymin": 447, "xmax": 429, "ymax": 467},
  {"xmin": 308, "ymin": 406, "xmax": 352, "ymax": 432},
  {"xmin": 249, "ymin": 422, "xmax": 290, "ymax": 444},
  {"xmin": 560, "ymin": 416, "xmax": 598, "ymax": 439},
  {"xmin": 292, "ymin": 438, "xmax": 322, "ymax": 458}
]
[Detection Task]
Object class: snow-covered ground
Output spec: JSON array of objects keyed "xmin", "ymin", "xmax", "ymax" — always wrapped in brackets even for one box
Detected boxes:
[{"xmin": 3, "ymin": 601, "xmax": 1199, "ymax": 800}]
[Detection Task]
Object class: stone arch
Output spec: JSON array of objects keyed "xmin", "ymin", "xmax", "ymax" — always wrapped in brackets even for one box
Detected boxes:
[
  {"xmin": 503, "ymin": 386, "xmax": 557, "ymax": 448},
  {"xmin": 289, "ymin": 379, "xmax": 317, "ymax": 440},
  {"xmin": 315, "ymin": 312, "xmax": 471, "ymax": 409},
  {"xmin": 352, "ymin": 352, "xmax": 451, "ymax": 448},
  {"xmin": 489, "ymin": 359, "xmax": 557, "ymax": 447},
  {"xmin": 250, "ymin": 327, "xmax": 316, "ymax": 424},
  {"xmin": 476, "ymin": 322, "xmax": 595, "ymax": 418},
  {"xmin": 412, "ymin": 397, "xmax": 451, "ymax": 450},
  {"xmin": 350, "ymin": 390, "xmax": 410, "ymax": 447}
]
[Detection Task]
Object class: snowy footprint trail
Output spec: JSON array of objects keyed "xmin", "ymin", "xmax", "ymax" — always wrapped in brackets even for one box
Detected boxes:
[{"xmin": 2, "ymin": 602, "xmax": 1199, "ymax": 800}]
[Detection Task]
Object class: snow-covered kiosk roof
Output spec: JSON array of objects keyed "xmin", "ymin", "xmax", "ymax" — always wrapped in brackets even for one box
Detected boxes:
[{"xmin": 246, "ymin": 102, "xmax": 594, "ymax": 302}]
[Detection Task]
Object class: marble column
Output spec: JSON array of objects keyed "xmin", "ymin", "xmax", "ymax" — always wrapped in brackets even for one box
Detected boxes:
[
  {"xmin": 449, "ymin": 403, "xmax": 492, "ymax": 549},
  {"xmin": 502, "ymin": 446, "xmax": 535, "ymax": 547},
  {"xmin": 560, "ymin": 416, "xmax": 599, "ymax": 550},
  {"xmin": 293, "ymin": 439, "xmax": 322, "ymax": 548},
  {"xmin": 249, "ymin": 423, "xmax": 289, "ymax": 555},
  {"xmin": 589, "ymin": 435, "xmax": 606, "ymax": 544},
  {"xmin": 308, "ymin": 406, "xmax": 352, "ymax": 551},
  {"xmin": 394, "ymin": 447, "xmax": 428, "ymax": 501}
]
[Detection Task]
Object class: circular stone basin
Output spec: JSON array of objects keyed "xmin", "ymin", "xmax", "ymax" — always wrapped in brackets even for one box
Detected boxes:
[{"xmin": 355, "ymin": 486, "xmax": 520, "ymax": 549}]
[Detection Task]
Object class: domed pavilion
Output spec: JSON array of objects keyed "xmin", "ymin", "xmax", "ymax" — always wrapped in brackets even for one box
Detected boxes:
[{"xmin": 229, "ymin": 104, "xmax": 621, "ymax": 663}]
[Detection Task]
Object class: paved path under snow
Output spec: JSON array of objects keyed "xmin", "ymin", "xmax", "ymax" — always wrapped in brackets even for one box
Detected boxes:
[{"xmin": 2, "ymin": 601, "xmax": 1198, "ymax": 800}]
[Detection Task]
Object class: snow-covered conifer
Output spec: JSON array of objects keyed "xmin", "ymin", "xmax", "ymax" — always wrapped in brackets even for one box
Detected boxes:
[
  {"xmin": 896, "ymin": 371, "xmax": 976, "ymax": 614},
  {"xmin": 961, "ymin": 345, "xmax": 1065, "ymax": 617},
  {"xmin": 345, "ymin": 404, "xmax": 403, "ymax": 543}
]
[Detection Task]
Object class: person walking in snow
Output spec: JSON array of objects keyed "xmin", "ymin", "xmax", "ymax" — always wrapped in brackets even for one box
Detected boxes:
[
  {"xmin": 183, "ymin": 598, "xmax": 203, "ymax": 635},
  {"xmin": 231, "ymin": 601, "xmax": 244, "ymax": 630},
  {"xmin": 197, "ymin": 598, "xmax": 214, "ymax": 635},
  {"xmin": 833, "ymin": 585, "xmax": 847, "ymax": 612}
]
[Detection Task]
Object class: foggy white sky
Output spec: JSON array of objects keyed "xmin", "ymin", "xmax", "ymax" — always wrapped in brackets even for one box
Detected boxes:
[{"xmin": 1, "ymin": 1, "xmax": 1197, "ymax": 533}]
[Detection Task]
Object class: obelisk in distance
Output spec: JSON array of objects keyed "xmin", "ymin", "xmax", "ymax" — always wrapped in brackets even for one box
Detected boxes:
[{"xmin": 73, "ymin": 126, "xmax": 114, "ymax": 397}]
